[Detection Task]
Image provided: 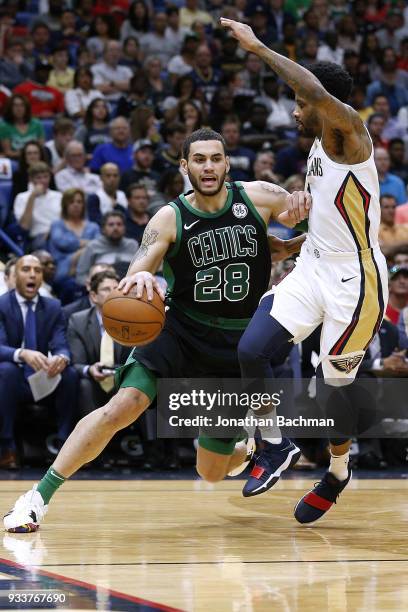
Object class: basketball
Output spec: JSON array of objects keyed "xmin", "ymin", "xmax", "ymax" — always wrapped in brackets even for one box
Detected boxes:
[{"xmin": 102, "ymin": 287, "xmax": 165, "ymax": 347}]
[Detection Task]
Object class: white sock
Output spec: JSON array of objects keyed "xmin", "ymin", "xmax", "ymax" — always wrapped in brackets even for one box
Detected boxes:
[
  {"xmin": 250, "ymin": 409, "xmax": 282, "ymax": 445},
  {"xmin": 329, "ymin": 451, "xmax": 349, "ymax": 481}
]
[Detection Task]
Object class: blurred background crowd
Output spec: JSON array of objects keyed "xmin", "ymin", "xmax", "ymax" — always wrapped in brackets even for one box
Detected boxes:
[{"xmin": 0, "ymin": 0, "xmax": 408, "ymax": 473}]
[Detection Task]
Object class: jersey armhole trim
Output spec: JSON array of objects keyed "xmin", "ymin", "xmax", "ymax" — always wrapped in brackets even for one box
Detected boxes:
[
  {"xmin": 235, "ymin": 181, "xmax": 267, "ymax": 231},
  {"xmin": 166, "ymin": 201, "xmax": 182, "ymax": 258}
]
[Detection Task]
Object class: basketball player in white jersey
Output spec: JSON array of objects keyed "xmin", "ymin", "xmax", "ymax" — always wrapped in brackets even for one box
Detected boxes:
[{"xmin": 221, "ymin": 18, "xmax": 388, "ymax": 523}]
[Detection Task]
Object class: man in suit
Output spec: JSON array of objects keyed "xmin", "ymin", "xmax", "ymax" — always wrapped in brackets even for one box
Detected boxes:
[
  {"xmin": 0, "ymin": 255, "xmax": 78, "ymax": 468},
  {"xmin": 68, "ymin": 270, "xmax": 131, "ymax": 416},
  {"xmin": 63, "ymin": 263, "xmax": 116, "ymax": 322}
]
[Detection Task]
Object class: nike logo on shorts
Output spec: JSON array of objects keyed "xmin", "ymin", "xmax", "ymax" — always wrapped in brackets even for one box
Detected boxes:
[
  {"xmin": 184, "ymin": 220, "xmax": 199, "ymax": 230},
  {"xmin": 341, "ymin": 275, "xmax": 358, "ymax": 283}
]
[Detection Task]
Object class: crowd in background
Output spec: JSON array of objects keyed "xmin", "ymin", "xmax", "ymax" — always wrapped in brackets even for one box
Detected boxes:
[{"xmin": 0, "ymin": 0, "xmax": 408, "ymax": 471}]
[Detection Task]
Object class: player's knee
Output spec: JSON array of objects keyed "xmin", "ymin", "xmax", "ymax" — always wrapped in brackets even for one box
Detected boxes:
[
  {"xmin": 101, "ymin": 388, "xmax": 150, "ymax": 432},
  {"xmin": 0, "ymin": 362, "xmax": 20, "ymax": 381},
  {"xmin": 196, "ymin": 462, "xmax": 226, "ymax": 483}
]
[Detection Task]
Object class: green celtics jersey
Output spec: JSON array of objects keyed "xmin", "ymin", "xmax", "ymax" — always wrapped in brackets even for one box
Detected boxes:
[{"xmin": 163, "ymin": 181, "xmax": 271, "ymax": 329}]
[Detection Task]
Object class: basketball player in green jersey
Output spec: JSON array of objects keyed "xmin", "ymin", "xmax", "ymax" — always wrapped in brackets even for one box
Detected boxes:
[{"xmin": 4, "ymin": 128, "xmax": 310, "ymax": 533}]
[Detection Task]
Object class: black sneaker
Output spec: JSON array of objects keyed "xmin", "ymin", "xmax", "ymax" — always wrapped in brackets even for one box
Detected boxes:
[
  {"xmin": 242, "ymin": 438, "xmax": 301, "ymax": 497},
  {"xmin": 294, "ymin": 466, "xmax": 352, "ymax": 524}
]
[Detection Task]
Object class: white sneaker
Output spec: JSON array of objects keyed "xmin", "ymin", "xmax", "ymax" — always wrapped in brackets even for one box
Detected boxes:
[
  {"xmin": 3, "ymin": 485, "xmax": 48, "ymax": 533},
  {"xmin": 228, "ymin": 438, "xmax": 256, "ymax": 477}
]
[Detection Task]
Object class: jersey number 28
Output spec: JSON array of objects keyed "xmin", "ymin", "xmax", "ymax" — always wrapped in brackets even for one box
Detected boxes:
[{"xmin": 194, "ymin": 263, "xmax": 250, "ymax": 302}]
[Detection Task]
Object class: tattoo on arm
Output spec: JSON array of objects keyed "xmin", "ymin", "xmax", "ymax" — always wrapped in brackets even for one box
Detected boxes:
[
  {"xmin": 260, "ymin": 181, "xmax": 286, "ymax": 194},
  {"xmin": 128, "ymin": 227, "xmax": 159, "ymax": 268},
  {"xmin": 257, "ymin": 44, "xmax": 321, "ymax": 102}
]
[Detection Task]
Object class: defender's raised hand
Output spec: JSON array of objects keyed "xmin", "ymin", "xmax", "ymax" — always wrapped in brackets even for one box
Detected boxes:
[{"xmin": 219, "ymin": 18, "xmax": 259, "ymax": 53}]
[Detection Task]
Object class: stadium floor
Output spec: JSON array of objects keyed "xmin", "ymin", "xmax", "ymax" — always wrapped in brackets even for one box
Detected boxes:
[{"xmin": 0, "ymin": 469, "xmax": 407, "ymax": 611}]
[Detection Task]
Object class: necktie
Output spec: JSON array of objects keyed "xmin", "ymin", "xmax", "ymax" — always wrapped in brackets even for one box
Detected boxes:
[
  {"xmin": 23, "ymin": 301, "xmax": 37, "ymax": 378},
  {"xmin": 99, "ymin": 330, "xmax": 115, "ymax": 393}
]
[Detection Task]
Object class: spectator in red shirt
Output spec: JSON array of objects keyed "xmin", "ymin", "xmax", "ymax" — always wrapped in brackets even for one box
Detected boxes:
[
  {"xmin": 386, "ymin": 266, "xmax": 408, "ymax": 325},
  {"xmin": 13, "ymin": 61, "xmax": 64, "ymax": 118}
]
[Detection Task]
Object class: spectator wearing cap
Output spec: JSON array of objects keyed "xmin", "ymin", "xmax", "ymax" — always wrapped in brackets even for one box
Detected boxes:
[
  {"xmin": 179, "ymin": 0, "xmax": 215, "ymax": 29},
  {"xmin": 379, "ymin": 195, "xmax": 408, "ymax": 252},
  {"xmin": 0, "ymin": 40, "xmax": 33, "ymax": 91},
  {"xmin": 13, "ymin": 162, "xmax": 62, "ymax": 249},
  {"xmin": 221, "ymin": 118, "xmax": 256, "ymax": 182},
  {"xmin": 45, "ymin": 118, "xmax": 75, "ymax": 172},
  {"xmin": 47, "ymin": 46, "xmax": 75, "ymax": 93},
  {"xmin": 248, "ymin": 4, "xmax": 276, "ymax": 48},
  {"xmin": 167, "ymin": 34, "xmax": 199, "ymax": 82},
  {"xmin": 65, "ymin": 68, "xmax": 104, "ymax": 120},
  {"xmin": 124, "ymin": 183, "xmax": 150, "ymax": 243},
  {"xmin": 91, "ymin": 40, "xmax": 133, "ymax": 102},
  {"xmin": 76, "ymin": 211, "xmax": 138, "ymax": 286},
  {"xmin": 90, "ymin": 117, "xmax": 133, "ymax": 174},
  {"xmin": 120, "ymin": 139, "xmax": 160, "ymax": 196},
  {"xmin": 140, "ymin": 13, "xmax": 174, "ymax": 66},
  {"xmin": 153, "ymin": 123, "xmax": 186, "ymax": 174},
  {"xmin": 386, "ymin": 265, "xmax": 408, "ymax": 325},
  {"xmin": 87, "ymin": 163, "xmax": 128, "ymax": 225},
  {"xmin": 13, "ymin": 61, "xmax": 65, "ymax": 118},
  {"xmin": 374, "ymin": 148, "xmax": 407, "ymax": 205},
  {"xmin": 55, "ymin": 141, "xmax": 101, "ymax": 195},
  {"xmin": 0, "ymin": 95, "xmax": 45, "ymax": 160}
]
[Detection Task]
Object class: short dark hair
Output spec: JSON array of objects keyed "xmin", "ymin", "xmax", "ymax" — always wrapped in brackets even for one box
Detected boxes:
[
  {"xmin": 182, "ymin": 128, "xmax": 226, "ymax": 159},
  {"xmin": 373, "ymin": 94, "xmax": 389, "ymax": 104},
  {"xmin": 367, "ymin": 112, "xmax": 385, "ymax": 125},
  {"xmin": 4, "ymin": 257, "xmax": 17, "ymax": 278},
  {"xmin": 90, "ymin": 270, "xmax": 119, "ymax": 293},
  {"xmin": 308, "ymin": 61, "xmax": 353, "ymax": 103},
  {"xmin": 126, "ymin": 182, "xmax": 148, "ymax": 199},
  {"xmin": 380, "ymin": 193, "xmax": 397, "ymax": 204},
  {"xmin": 389, "ymin": 137, "xmax": 404, "ymax": 147},
  {"xmin": 101, "ymin": 210, "xmax": 126, "ymax": 227},
  {"xmin": 53, "ymin": 117, "xmax": 75, "ymax": 135}
]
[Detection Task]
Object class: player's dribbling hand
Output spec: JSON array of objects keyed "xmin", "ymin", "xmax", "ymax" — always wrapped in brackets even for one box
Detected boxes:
[
  {"xmin": 219, "ymin": 18, "xmax": 259, "ymax": 53},
  {"xmin": 286, "ymin": 191, "xmax": 312, "ymax": 224},
  {"xmin": 118, "ymin": 271, "xmax": 166, "ymax": 301}
]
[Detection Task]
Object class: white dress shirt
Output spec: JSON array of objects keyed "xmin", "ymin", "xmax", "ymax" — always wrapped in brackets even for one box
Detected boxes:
[
  {"xmin": 55, "ymin": 166, "xmax": 102, "ymax": 195},
  {"xmin": 14, "ymin": 189, "xmax": 62, "ymax": 238},
  {"xmin": 95, "ymin": 187, "xmax": 128, "ymax": 216}
]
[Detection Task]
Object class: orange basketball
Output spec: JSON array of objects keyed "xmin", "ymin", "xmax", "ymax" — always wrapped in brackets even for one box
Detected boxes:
[{"xmin": 102, "ymin": 287, "xmax": 165, "ymax": 347}]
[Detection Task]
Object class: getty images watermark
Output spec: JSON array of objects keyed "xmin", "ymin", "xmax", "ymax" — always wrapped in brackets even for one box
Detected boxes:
[
  {"xmin": 156, "ymin": 378, "xmax": 408, "ymax": 439},
  {"xmin": 166, "ymin": 389, "xmax": 331, "ymax": 428}
]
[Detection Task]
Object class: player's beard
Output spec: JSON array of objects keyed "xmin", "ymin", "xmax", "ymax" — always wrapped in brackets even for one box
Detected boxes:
[{"xmin": 188, "ymin": 169, "xmax": 226, "ymax": 196}]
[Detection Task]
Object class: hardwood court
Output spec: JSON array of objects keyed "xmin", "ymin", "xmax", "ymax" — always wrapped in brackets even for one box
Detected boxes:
[{"xmin": 0, "ymin": 478, "xmax": 407, "ymax": 611}]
